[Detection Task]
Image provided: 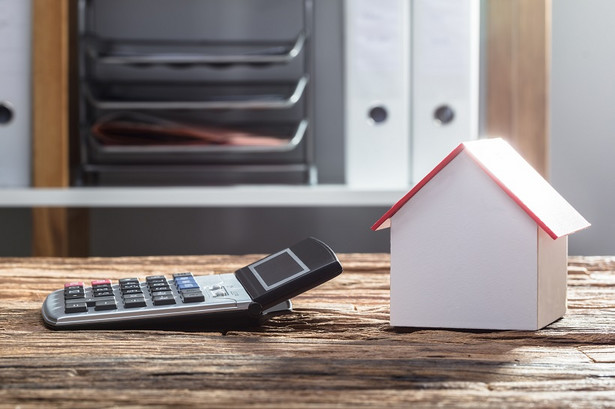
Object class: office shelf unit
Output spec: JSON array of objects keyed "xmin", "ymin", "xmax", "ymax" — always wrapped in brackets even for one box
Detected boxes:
[
  {"xmin": 0, "ymin": 186, "xmax": 407, "ymax": 207},
  {"xmin": 23, "ymin": 0, "xmax": 550, "ymax": 256},
  {"xmin": 77, "ymin": 0, "xmax": 315, "ymax": 186}
]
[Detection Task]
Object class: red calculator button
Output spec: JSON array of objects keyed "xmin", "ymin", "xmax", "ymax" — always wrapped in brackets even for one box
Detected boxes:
[{"xmin": 91, "ymin": 279, "xmax": 112, "ymax": 286}]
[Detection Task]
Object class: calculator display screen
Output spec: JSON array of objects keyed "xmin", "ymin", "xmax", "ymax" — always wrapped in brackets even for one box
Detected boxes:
[{"xmin": 249, "ymin": 249, "xmax": 310, "ymax": 291}]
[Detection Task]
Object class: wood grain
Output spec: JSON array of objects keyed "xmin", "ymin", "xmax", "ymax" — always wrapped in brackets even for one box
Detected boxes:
[
  {"xmin": 32, "ymin": 0, "xmax": 70, "ymax": 188},
  {"xmin": 486, "ymin": 0, "xmax": 551, "ymax": 178},
  {"xmin": 31, "ymin": 0, "xmax": 88, "ymax": 257},
  {"xmin": 1, "ymin": 254, "xmax": 614, "ymax": 408}
]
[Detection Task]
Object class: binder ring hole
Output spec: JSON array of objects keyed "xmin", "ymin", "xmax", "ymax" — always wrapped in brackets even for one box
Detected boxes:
[
  {"xmin": 368, "ymin": 105, "xmax": 388, "ymax": 125},
  {"xmin": 433, "ymin": 105, "xmax": 454, "ymax": 125},
  {"xmin": 0, "ymin": 102, "xmax": 14, "ymax": 125}
]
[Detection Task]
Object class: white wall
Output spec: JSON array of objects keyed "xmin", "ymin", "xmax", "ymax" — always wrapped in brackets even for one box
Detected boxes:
[{"xmin": 550, "ymin": 0, "xmax": 615, "ymax": 255}]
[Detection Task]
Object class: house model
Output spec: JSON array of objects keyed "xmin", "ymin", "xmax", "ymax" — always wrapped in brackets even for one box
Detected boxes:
[{"xmin": 371, "ymin": 138, "xmax": 590, "ymax": 330}]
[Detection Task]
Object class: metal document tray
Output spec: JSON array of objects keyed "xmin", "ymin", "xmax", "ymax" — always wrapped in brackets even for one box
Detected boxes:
[
  {"xmin": 86, "ymin": 119, "xmax": 308, "ymax": 165},
  {"xmin": 85, "ymin": 32, "xmax": 306, "ymax": 67},
  {"xmin": 84, "ymin": 76, "xmax": 308, "ymax": 110}
]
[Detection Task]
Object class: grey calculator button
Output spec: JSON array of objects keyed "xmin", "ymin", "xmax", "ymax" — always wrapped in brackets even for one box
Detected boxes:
[{"xmin": 94, "ymin": 300, "xmax": 117, "ymax": 311}]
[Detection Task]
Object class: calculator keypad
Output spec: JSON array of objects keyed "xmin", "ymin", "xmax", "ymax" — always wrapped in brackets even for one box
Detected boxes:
[
  {"xmin": 146, "ymin": 276, "xmax": 176, "ymax": 306},
  {"xmin": 174, "ymin": 272, "xmax": 205, "ymax": 303},
  {"xmin": 64, "ymin": 282, "xmax": 87, "ymax": 313},
  {"xmin": 119, "ymin": 278, "xmax": 146, "ymax": 308},
  {"xmin": 61, "ymin": 272, "xmax": 212, "ymax": 314}
]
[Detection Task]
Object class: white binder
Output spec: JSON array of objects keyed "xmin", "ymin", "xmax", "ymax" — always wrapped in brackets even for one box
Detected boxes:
[
  {"xmin": 344, "ymin": 0, "xmax": 411, "ymax": 188},
  {"xmin": 344, "ymin": 0, "xmax": 479, "ymax": 188},
  {"xmin": 411, "ymin": 0, "xmax": 480, "ymax": 182},
  {"xmin": 0, "ymin": 0, "xmax": 31, "ymax": 187}
]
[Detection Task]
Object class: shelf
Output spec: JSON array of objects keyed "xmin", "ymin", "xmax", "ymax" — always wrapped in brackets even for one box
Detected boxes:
[
  {"xmin": 0, "ymin": 185, "xmax": 407, "ymax": 207},
  {"xmin": 84, "ymin": 76, "xmax": 309, "ymax": 110},
  {"xmin": 85, "ymin": 32, "xmax": 306, "ymax": 67}
]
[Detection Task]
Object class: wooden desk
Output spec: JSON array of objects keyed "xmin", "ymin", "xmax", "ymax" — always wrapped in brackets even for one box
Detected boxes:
[{"xmin": 1, "ymin": 254, "xmax": 614, "ymax": 408}]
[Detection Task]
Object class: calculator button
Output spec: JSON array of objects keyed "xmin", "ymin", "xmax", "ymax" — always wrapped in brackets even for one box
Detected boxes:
[
  {"xmin": 64, "ymin": 292, "xmax": 86, "ymax": 300},
  {"xmin": 174, "ymin": 276, "xmax": 195, "ymax": 283},
  {"xmin": 173, "ymin": 272, "xmax": 193, "ymax": 277},
  {"xmin": 176, "ymin": 282, "xmax": 199, "ymax": 291},
  {"xmin": 93, "ymin": 290, "xmax": 114, "ymax": 298},
  {"xmin": 212, "ymin": 290, "xmax": 227, "ymax": 297},
  {"xmin": 85, "ymin": 296, "xmax": 114, "ymax": 307},
  {"xmin": 152, "ymin": 295, "xmax": 176, "ymax": 306},
  {"xmin": 64, "ymin": 287, "xmax": 85, "ymax": 299},
  {"xmin": 209, "ymin": 285, "xmax": 222, "ymax": 291},
  {"xmin": 94, "ymin": 300, "xmax": 117, "ymax": 311},
  {"xmin": 122, "ymin": 293, "xmax": 144, "ymax": 300},
  {"xmin": 120, "ymin": 283, "xmax": 141, "ymax": 290},
  {"xmin": 91, "ymin": 279, "xmax": 111, "ymax": 286},
  {"xmin": 65, "ymin": 288, "xmax": 85, "ymax": 296},
  {"xmin": 65, "ymin": 301, "xmax": 88, "ymax": 313},
  {"xmin": 149, "ymin": 284, "xmax": 170, "ymax": 293},
  {"xmin": 119, "ymin": 278, "xmax": 139, "ymax": 285},
  {"xmin": 121, "ymin": 288, "xmax": 143, "ymax": 295},
  {"xmin": 146, "ymin": 275, "xmax": 166, "ymax": 282},
  {"xmin": 123, "ymin": 298, "xmax": 146, "ymax": 308},
  {"xmin": 181, "ymin": 291, "xmax": 205, "ymax": 303},
  {"xmin": 150, "ymin": 290, "xmax": 173, "ymax": 297},
  {"xmin": 64, "ymin": 282, "xmax": 84, "ymax": 288}
]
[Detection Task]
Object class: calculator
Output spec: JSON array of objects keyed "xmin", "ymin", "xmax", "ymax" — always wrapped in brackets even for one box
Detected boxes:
[{"xmin": 41, "ymin": 237, "xmax": 342, "ymax": 330}]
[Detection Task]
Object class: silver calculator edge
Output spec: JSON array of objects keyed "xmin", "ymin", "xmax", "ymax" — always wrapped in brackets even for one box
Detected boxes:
[{"xmin": 42, "ymin": 273, "xmax": 258, "ymax": 328}]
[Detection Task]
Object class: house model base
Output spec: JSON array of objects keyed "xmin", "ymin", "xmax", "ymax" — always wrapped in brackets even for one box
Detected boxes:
[{"xmin": 372, "ymin": 139, "xmax": 590, "ymax": 331}]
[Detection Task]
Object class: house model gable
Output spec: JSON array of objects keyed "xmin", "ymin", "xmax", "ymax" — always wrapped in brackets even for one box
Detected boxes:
[
  {"xmin": 372, "ymin": 138, "xmax": 591, "ymax": 330},
  {"xmin": 372, "ymin": 138, "xmax": 590, "ymax": 238}
]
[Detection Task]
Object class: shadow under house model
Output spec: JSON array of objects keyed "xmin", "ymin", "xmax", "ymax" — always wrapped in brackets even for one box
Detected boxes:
[{"xmin": 372, "ymin": 138, "xmax": 590, "ymax": 330}]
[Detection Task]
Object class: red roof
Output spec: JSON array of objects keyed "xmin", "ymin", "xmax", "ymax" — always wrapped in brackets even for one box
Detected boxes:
[{"xmin": 371, "ymin": 138, "xmax": 590, "ymax": 239}]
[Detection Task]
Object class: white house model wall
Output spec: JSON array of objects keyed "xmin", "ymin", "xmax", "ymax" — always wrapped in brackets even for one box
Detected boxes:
[
  {"xmin": 373, "ymin": 138, "xmax": 590, "ymax": 331},
  {"xmin": 390, "ymin": 151, "xmax": 540, "ymax": 330}
]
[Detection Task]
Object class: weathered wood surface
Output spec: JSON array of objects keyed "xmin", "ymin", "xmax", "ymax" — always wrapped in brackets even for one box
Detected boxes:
[{"xmin": 1, "ymin": 254, "xmax": 614, "ymax": 408}]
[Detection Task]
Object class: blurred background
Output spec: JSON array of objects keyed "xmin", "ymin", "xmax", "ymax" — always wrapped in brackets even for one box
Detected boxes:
[{"xmin": 0, "ymin": 0, "xmax": 611, "ymax": 257}]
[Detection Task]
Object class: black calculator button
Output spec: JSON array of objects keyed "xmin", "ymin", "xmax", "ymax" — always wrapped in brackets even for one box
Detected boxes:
[
  {"xmin": 84, "ymin": 296, "xmax": 113, "ymax": 307},
  {"xmin": 173, "ymin": 272, "xmax": 193, "ymax": 278},
  {"xmin": 65, "ymin": 287, "xmax": 84, "ymax": 294},
  {"xmin": 146, "ymin": 275, "xmax": 166, "ymax": 282},
  {"xmin": 150, "ymin": 290, "xmax": 173, "ymax": 297},
  {"xmin": 121, "ymin": 288, "xmax": 143, "ymax": 295},
  {"xmin": 124, "ymin": 298, "xmax": 146, "ymax": 308},
  {"xmin": 94, "ymin": 300, "xmax": 117, "ymax": 311},
  {"xmin": 181, "ymin": 288, "xmax": 203, "ymax": 295},
  {"xmin": 119, "ymin": 278, "xmax": 139, "ymax": 285},
  {"xmin": 181, "ymin": 291, "xmax": 205, "ymax": 303},
  {"xmin": 93, "ymin": 290, "xmax": 114, "ymax": 297},
  {"xmin": 150, "ymin": 286, "xmax": 171, "ymax": 294},
  {"xmin": 64, "ymin": 293, "xmax": 86, "ymax": 300},
  {"xmin": 64, "ymin": 292, "xmax": 85, "ymax": 299},
  {"xmin": 65, "ymin": 301, "xmax": 88, "ymax": 313},
  {"xmin": 152, "ymin": 295, "xmax": 176, "ymax": 306},
  {"xmin": 122, "ymin": 293, "xmax": 144, "ymax": 300}
]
